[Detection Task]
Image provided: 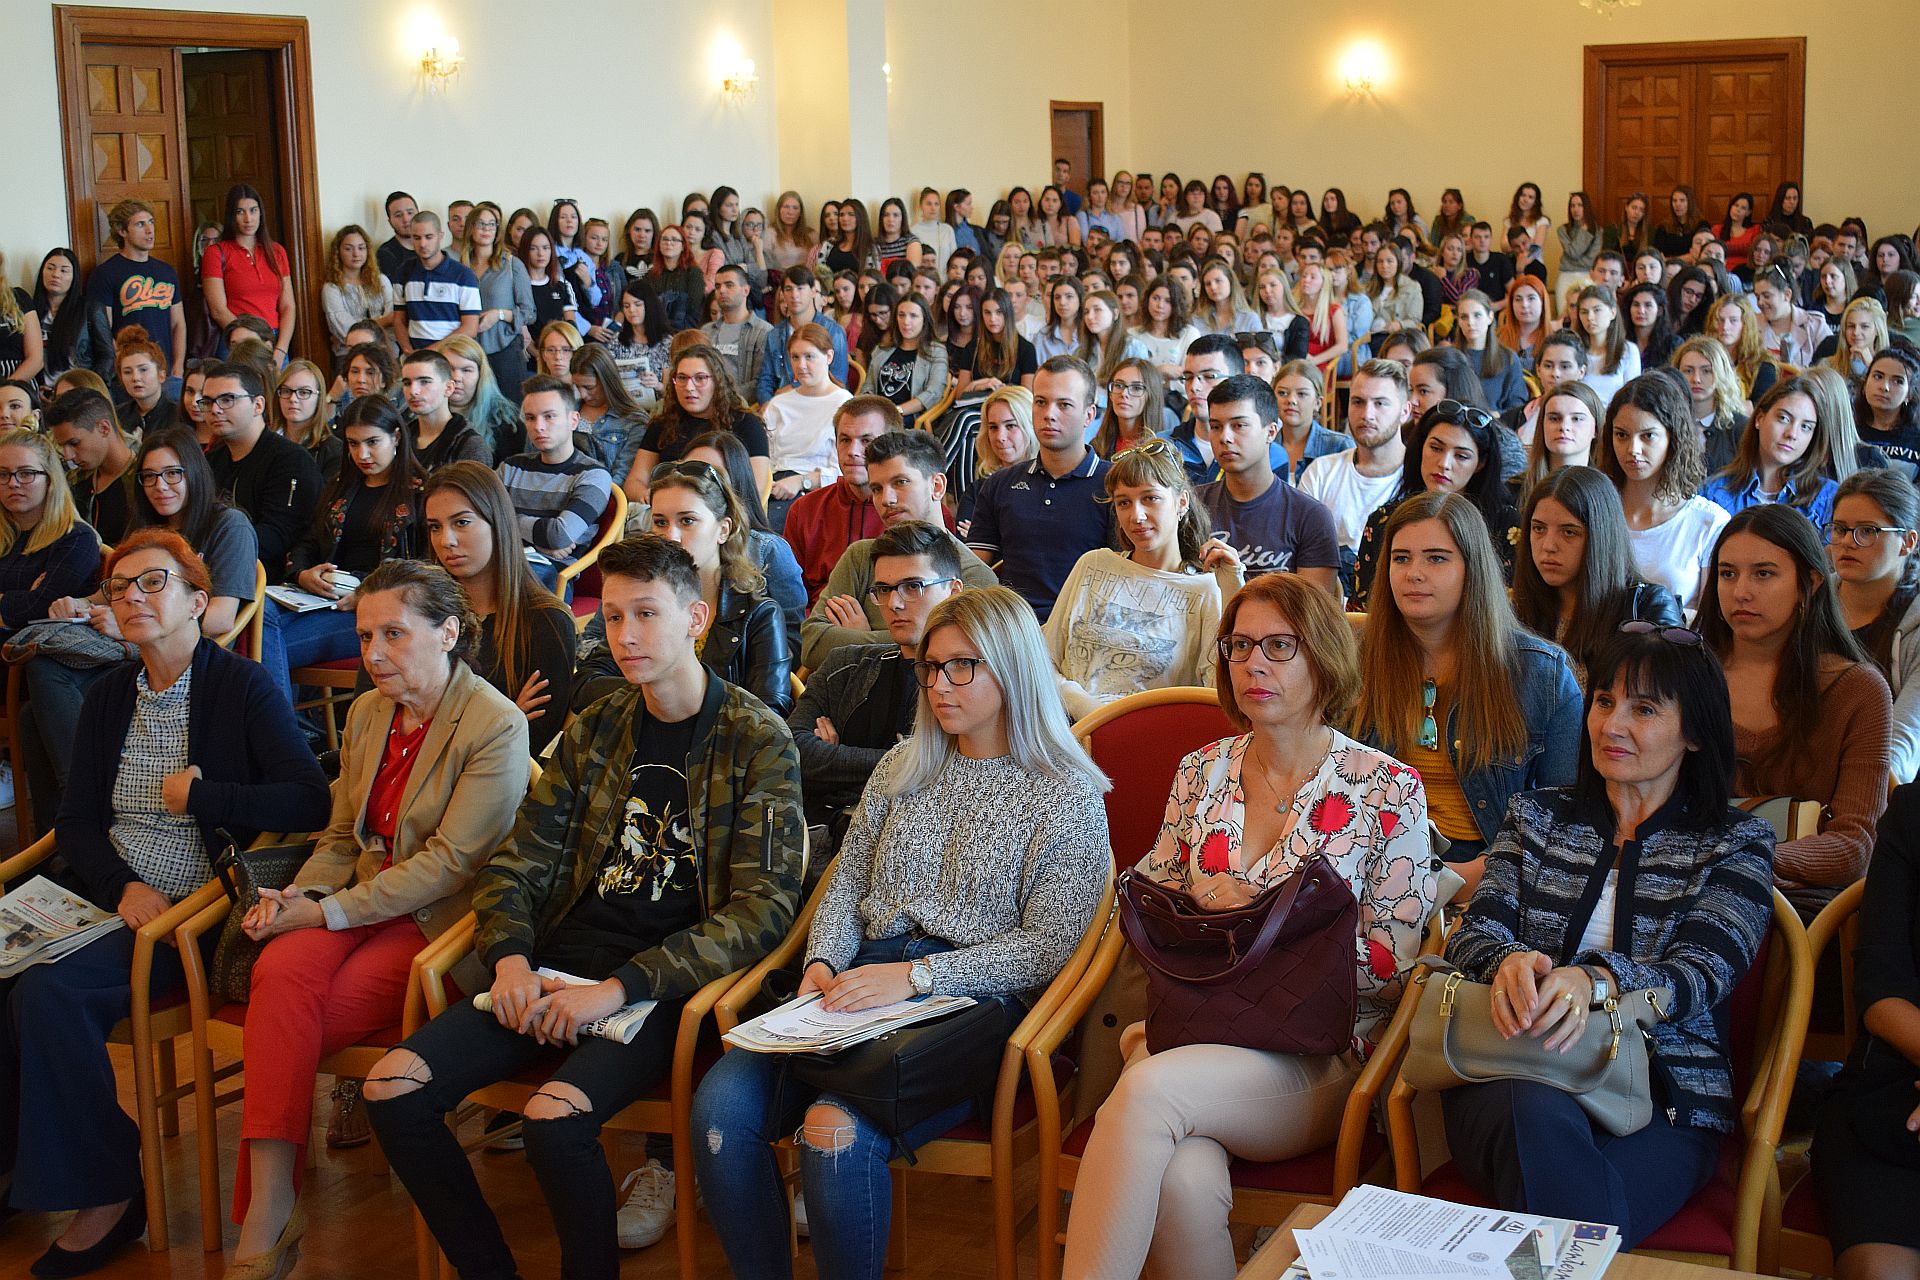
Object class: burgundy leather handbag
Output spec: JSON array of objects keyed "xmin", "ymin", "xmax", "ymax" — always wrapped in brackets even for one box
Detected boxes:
[{"xmin": 1117, "ymin": 855, "xmax": 1358, "ymax": 1056}]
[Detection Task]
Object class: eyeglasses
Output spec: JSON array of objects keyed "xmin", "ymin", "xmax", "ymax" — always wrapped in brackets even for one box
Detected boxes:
[
  {"xmin": 276, "ymin": 386, "xmax": 318, "ymax": 402},
  {"xmin": 1179, "ymin": 370, "xmax": 1224, "ymax": 387},
  {"xmin": 0, "ymin": 468, "xmax": 48, "ymax": 487},
  {"xmin": 196, "ymin": 392, "xmax": 250, "ymax": 412},
  {"xmin": 649, "ymin": 459, "xmax": 722, "ymax": 486},
  {"xmin": 136, "ymin": 466, "xmax": 188, "ymax": 489},
  {"xmin": 868, "ymin": 577, "xmax": 959, "ymax": 603},
  {"xmin": 1428, "ymin": 399, "xmax": 1495, "ymax": 430},
  {"xmin": 103, "ymin": 567, "xmax": 176, "ymax": 601},
  {"xmin": 912, "ymin": 656, "xmax": 987, "ymax": 687},
  {"xmin": 671, "ymin": 373, "xmax": 714, "ymax": 387},
  {"xmin": 1218, "ymin": 633, "xmax": 1299, "ymax": 663},
  {"xmin": 1824, "ymin": 521, "xmax": 1911, "ymax": 548},
  {"xmin": 1107, "ymin": 379, "xmax": 1149, "ymax": 398},
  {"xmin": 1616, "ymin": 620, "xmax": 1703, "ymax": 647}
]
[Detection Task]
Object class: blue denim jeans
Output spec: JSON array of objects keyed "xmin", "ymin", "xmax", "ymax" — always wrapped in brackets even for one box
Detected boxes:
[
  {"xmin": 690, "ymin": 935, "xmax": 1004, "ymax": 1280},
  {"xmin": 260, "ymin": 597, "xmax": 360, "ymax": 709}
]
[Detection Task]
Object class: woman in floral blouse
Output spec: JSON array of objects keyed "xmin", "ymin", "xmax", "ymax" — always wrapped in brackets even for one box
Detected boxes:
[{"xmin": 1062, "ymin": 572, "xmax": 1436, "ymax": 1280}]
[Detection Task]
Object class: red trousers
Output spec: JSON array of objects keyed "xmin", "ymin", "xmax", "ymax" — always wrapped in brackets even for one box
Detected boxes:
[{"xmin": 234, "ymin": 916, "xmax": 426, "ymax": 1220}]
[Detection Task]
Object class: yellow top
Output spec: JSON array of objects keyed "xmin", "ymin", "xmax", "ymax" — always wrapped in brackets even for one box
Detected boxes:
[{"xmin": 1404, "ymin": 736, "xmax": 1479, "ymax": 842}]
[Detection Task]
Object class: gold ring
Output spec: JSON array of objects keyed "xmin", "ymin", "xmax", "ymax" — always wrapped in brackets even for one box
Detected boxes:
[{"xmin": 1562, "ymin": 992, "xmax": 1575, "ymax": 1005}]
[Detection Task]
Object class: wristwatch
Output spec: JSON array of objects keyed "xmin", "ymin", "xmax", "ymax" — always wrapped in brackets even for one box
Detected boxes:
[
  {"xmin": 909, "ymin": 959, "xmax": 935, "ymax": 996},
  {"xmin": 1579, "ymin": 964, "xmax": 1612, "ymax": 1009}
]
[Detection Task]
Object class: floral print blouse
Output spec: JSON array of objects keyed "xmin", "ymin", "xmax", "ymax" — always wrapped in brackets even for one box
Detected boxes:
[{"xmin": 1137, "ymin": 729, "xmax": 1437, "ymax": 1054}]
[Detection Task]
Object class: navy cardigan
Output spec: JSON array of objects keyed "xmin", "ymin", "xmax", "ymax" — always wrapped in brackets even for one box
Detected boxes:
[{"xmin": 57, "ymin": 637, "xmax": 332, "ymax": 909}]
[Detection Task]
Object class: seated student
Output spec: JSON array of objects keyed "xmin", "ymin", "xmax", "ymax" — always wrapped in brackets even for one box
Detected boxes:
[
  {"xmin": 1091, "ymin": 358, "xmax": 1170, "ymax": 460},
  {"xmin": 1299, "ymin": 358, "xmax": 1415, "ymax": 600},
  {"xmin": 10, "ymin": 529, "xmax": 328, "ymax": 1278},
  {"xmin": 1062, "ymin": 573, "xmax": 1436, "ymax": 1279},
  {"xmin": 692, "ymin": 586, "xmax": 1109, "ymax": 1280},
  {"xmin": 1352, "ymin": 491, "xmax": 1582, "ymax": 895},
  {"xmin": 1622, "ymin": 279, "xmax": 1680, "ymax": 369},
  {"xmin": 627, "ymin": 344, "xmax": 773, "ymax": 501},
  {"xmin": 271, "ymin": 357, "xmax": 341, "ymax": 485},
  {"xmin": 1450, "ymin": 290, "xmax": 1527, "ymax": 413},
  {"xmin": 789, "ymin": 519, "xmax": 964, "ymax": 839},
  {"xmin": 0, "ymin": 379, "xmax": 36, "ymax": 432},
  {"xmin": 1353, "ymin": 400, "xmax": 1522, "ymax": 608},
  {"xmin": 439, "ymin": 333, "xmax": 527, "ymax": 466},
  {"xmin": 1504, "ymin": 330, "xmax": 1587, "ymax": 452},
  {"xmin": 202, "ymin": 360, "xmax": 322, "ymax": 584},
  {"xmin": 224, "ymin": 561, "xmax": 529, "ymax": 1278},
  {"xmin": 678, "ymin": 429, "xmax": 809, "ymax": 646},
  {"xmin": 1441, "ymin": 627, "xmax": 1773, "ymax": 1250},
  {"xmin": 328, "ymin": 338, "xmax": 396, "ymax": 430},
  {"xmin": 264, "ymin": 394, "xmax": 426, "ymax": 708},
  {"xmin": 1408, "ymin": 345, "xmax": 1526, "ymax": 482},
  {"xmin": 781, "ymin": 396, "xmax": 895, "ymax": 603},
  {"xmin": 756, "ymin": 266, "xmax": 851, "ymax": 403},
  {"xmin": 1669, "ymin": 335, "xmax": 1749, "ymax": 475},
  {"xmin": 1516, "ymin": 380, "xmax": 1605, "ymax": 500},
  {"xmin": 1700, "ymin": 374, "xmax": 1842, "ymax": 527},
  {"xmin": 1193, "ymin": 374, "xmax": 1340, "ymax": 595},
  {"xmin": 27, "ymin": 424, "xmax": 257, "ymax": 822},
  {"xmin": 966, "ymin": 356, "xmax": 1115, "ymax": 621},
  {"xmin": 567, "ymin": 344, "xmax": 649, "ymax": 484},
  {"xmin": 1045, "ymin": 438, "xmax": 1235, "ymax": 719},
  {"xmin": 861, "ymin": 295, "xmax": 949, "ymax": 429},
  {"xmin": 364, "ymin": 534, "xmax": 805, "ymax": 1280},
  {"xmin": 496, "ymin": 375, "xmax": 615, "ymax": 586},
  {"xmin": 1857, "ymin": 345, "xmax": 1920, "ymax": 479},
  {"xmin": 1131, "ymin": 276, "xmax": 1201, "ymax": 383},
  {"xmin": 1829, "ymin": 468, "xmax": 1920, "ymax": 785},
  {"xmin": 0, "ymin": 426, "xmax": 103, "ymax": 637},
  {"xmin": 422, "ymin": 462, "xmax": 579, "ymax": 753},
  {"xmin": 1570, "ymin": 284, "xmax": 1644, "ymax": 407},
  {"xmin": 1597, "ymin": 374, "xmax": 1729, "ymax": 616},
  {"xmin": 1707, "ymin": 292, "xmax": 1780, "ymax": 408},
  {"xmin": 1513, "ymin": 465, "xmax": 1682, "ymax": 686},
  {"xmin": 110, "ymin": 326, "xmax": 181, "ymax": 436},
  {"xmin": 398, "ymin": 348, "xmax": 491, "ymax": 474},
  {"xmin": 1699, "ymin": 504, "xmax": 1891, "ymax": 903},
  {"xmin": 1751, "ymin": 262, "xmax": 1831, "ymax": 367},
  {"xmin": 1271, "ymin": 360, "xmax": 1355, "ymax": 482},
  {"xmin": 1166, "ymin": 333, "xmax": 1244, "ymax": 485},
  {"xmin": 802, "ymin": 428, "xmax": 998, "ymax": 670},
  {"xmin": 762, "ymin": 323, "xmax": 853, "ymax": 531},
  {"xmin": 45, "ymin": 389, "xmax": 135, "ymax": 545}
]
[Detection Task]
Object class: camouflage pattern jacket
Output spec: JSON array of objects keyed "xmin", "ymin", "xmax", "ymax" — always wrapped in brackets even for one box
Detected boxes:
[{"xmin": 471, "ymin": 673, "xmax": 805, "ymax": 1002}]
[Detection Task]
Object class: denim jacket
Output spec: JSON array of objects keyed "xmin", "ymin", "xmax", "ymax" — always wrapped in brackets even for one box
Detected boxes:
[
  {"xmin": 1284, "ymin": 423, "xmax": 1357, "ymax": 483},
  {"xmin": 1168, "ymin": 416, "xmax": 1290, "ymax": 488},
  {"xmin": 1699, "ymin": 471, "xmax": 1838, "ymax": 530}
]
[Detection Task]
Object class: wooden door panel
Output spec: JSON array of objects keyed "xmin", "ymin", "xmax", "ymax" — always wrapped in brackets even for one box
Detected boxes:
[
  {"xmin": 1601, "ymin": 64, "xmax": 1690, "ymax": 222},
  {"xmin": 78, "ymin": 44, "xmax": 186, "ymax": 274},
  {"xmin": 183, "ymin": 51, "xmax": 281, "ymax": 237},
  {"xmin": 1698, "ymin": 61, "xmax": 1784, "ymax": 219},
  {"xmin": 1048, "ymin": 102, "xmax": 1103, "ymax": 202}
]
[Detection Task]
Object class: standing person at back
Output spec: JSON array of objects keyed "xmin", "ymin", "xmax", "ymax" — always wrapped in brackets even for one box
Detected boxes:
[
  {"xmin": 1299, "ymin": 358, "xmax": 1414, "ymax": 600},
  {"xmin": 966, "ymin": 356, "xmax": 1115, "ymax": 621},
  {"xmin": 202, "ymin": 359, "xmax": 321, "ymax": 583},
  {"xmin": 85, "ymin": 199, "xmax": 185, "ymax": 395},
  {"xmin": 701, "ymin": 265, "xmax": 773, "ymax": 393},
  {"xmin": 394, "ymin": 211, "xmax": 481, "ymax": 353},
  {"xmin": 1194, "ymin": 374, "xmax": 1341, "ymax": 597},
  {"xmin": 783, "ymin": 397, "xmax": 896, "ymax": 603},
  {"xmin": 200, "ymin": 183, "xmax": 296, "ymax": 364},
  {"xmin": 755, "ymin": 267, "xmax": 850, "ymax": 404},
  {"xmin": 375, "ymin": 191, "xmax": 418, "ymax": 281}
]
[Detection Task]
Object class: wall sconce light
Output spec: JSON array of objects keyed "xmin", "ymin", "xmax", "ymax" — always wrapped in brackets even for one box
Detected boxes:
[
  {"xmin": 421, "ymin": 39, "xmax": 462, "ymax": 93},
  {"xmin": 882, "ymin": 61, "xmax": 893, "ymax": 90},
  {"xmin": 1337, "ymin": 39, "xmax": 1387, "ymax": 101},
  {"xmin": 722, "ymin": 57, "xmax": 758, "ymax": 104}
]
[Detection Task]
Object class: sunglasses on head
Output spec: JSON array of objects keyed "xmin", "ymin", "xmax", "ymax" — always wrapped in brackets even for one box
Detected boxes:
[
  {"xmin": 1616, "ymin": 619, "xmax": 1703, "ymax": 648},
  {"xmin": 650, "ymin": 459, "xmax": 722, "ymax": 486},
  {"xmin": 1429, "ymin": 399, "xmax": 1495, "ymax": 431}
]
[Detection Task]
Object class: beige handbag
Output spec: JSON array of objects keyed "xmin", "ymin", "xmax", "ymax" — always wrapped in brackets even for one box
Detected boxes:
[{"xmin": 1401, "ymin": 954, "xmax": 1667, "ymax": 1136}]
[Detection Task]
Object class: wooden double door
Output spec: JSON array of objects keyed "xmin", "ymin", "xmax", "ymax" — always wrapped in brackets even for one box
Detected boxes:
[{"xmin": 1584, "ymin": 38, "xmax": 1805, "ymax": 230}]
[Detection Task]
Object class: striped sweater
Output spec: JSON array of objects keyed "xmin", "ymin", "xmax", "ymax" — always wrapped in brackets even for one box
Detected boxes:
[
  {"xmin": 1445, "ymin": 788, "xmax": 1776, "ymax": 1133},
  {"xmin": 496, "ymin": 450, "xmax": 613, "ymax": 566}
]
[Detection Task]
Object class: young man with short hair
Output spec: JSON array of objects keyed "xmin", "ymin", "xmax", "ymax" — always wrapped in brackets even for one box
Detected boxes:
[
  {"xmin": 1168, "ymin": 334, "xmax": 1248, "ymax": 485},
  {"xmin": 1506, "ymin": 226, "xmax": 1548, "ymax": 285},
  {"xmin": 1298, "ymin": 358, "xmax": 1414, "ymax": 599},
  {"xmin": 1052, "ymin": 158, "xmax": 1082, "ymax": 216},
  {"xmin": 446, "ymin": 200, "xmax": 474, "ymax": 244},
  {"xmin": 781, "ymin": 396, "xmax": 897, "ymax": 602},
  {"xmin": 790, "ymin": 519, "xmax": 963, "ymax": 837},
  {"xmin": 399, "ymin": 349, "xmax": 490, "ymax": 471},
  {"xmin": 1590, "ymin": 250, "xmax": 1627, "ymax": 293},
  {"xmin": 965, "ymin": 356, "xmax": 1113, "ymax": 622},
  {"xmin": 46, "ymin": 389, "xmax": 135, "ymax": 545},
  {"xmin": 375, "ymin": 191, "xmax": 418, "ymax": 282},
  {"xmin": 203, "ymin": 360, "xmax": 323, "ymax": 583},
  {"xmin": 1467, "ymin": 222, "xmax": 1516, "ymax": 307},
  {"xmin": 801, "ymin": 429, "xmax": 997, "ymax": 669},
  {"xmin": 497, "ymin": 375, "xmax": 614, "ymax": 576},
  {"xmin": 701, "ymin": 265, "xmax": 773, "ymax": 393},
  {"xmin": 84, "ymin": 199, "xmax": 186, "ymax": 388},
  {"xmin": 364, "ymin": 533, "xmax": 804, "ymax": 1280},
  {"xmin": 395, "ymin": 211, "xmax": 481, "ymax": 352},
  {"xmin": 1196, "ymin": 374, "xmax": 1341, "ymax": 597},
  {"xmin": 754, "ymin": 268, "xmax": 849, "ymax": 403}
]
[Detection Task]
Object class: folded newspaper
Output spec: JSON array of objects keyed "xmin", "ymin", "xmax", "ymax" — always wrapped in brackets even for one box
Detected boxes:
[
  {"xmin": 472, "ymin": 966, "xmax": 657, "ymax": 1044},
  {"xmin": 0, "ymin": 876, "xmax": 125, "ymax": 976},
  {"xmin": 263, "ymin": 584, "xmax": 340, "ymax": 613},
  {"xmin": 1283, "ymin": 1185, "xmax": 1622, "ymax": 1280},
  {"xmin": 724, "ymin": 991, "xmax": 976, "ymax": 1054}
]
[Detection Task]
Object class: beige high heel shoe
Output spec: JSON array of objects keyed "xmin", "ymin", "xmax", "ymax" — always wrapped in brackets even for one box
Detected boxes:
[{"xmin": 228, "ymin": 1200, "xmax": 308, "ymax": 1280}]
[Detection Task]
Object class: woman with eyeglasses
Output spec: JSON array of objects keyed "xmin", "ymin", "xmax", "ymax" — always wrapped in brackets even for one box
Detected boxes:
[
  {"xmin": 3, "ymin": 527, "xmax": 327, "ymax": 1277},
  {"xmin": 627, "ymin": 344, "xmax": 771, "ymax": 503},
  {"xmin": 1042, "ymin": 439, "xmax": 1235, "ymax": 720},
  {"xmin": 1828, "ymin": 468, "xmax": 1920, "ymax": 784},
  {"xmin": 1353, "ymin": 401, "xmax": 1523, "ymax": 608},
  {"xmin": 0, "ymin": 427, "xmax": 102, "ymax": 640},
  {"xmin": 1062, "ymin": 572, "xmax": 1434, "ymax": 1280},
  {"xmin": 1700, "ymin": 504, "xmax": 1890, "ymax": 902},
  {"xmin": 457, "ymin": 200, "xmax": 535, "ymax": 404},
  {"xmin": 694, "ymin": 586, "xmax": 1109, "ymax": 1280},
  {"xmin": 1701, "ymin": 374, "xmax": 1844, "ymax": 528},
  {"xmin": 269, "ymin": 357, "xmax": 339, "ymax": 483}
]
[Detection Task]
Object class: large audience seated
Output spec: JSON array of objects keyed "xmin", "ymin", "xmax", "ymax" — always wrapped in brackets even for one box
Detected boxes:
[{"xmin": 1, "ymin": 166, "xmax": 1918, "ymax": 1280}]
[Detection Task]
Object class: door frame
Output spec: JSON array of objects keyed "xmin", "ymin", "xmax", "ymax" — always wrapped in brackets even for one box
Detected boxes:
[
  {"xmin": 53, "ymin": 5, "xmax": 324, "ymax": 361},
  {"xmin": 1048, "ymin": 100, "xmax": 1105, "ymax": 196},
  {"xmin": 1582, "ymin": 37, "xmax": 1805, "ymax": 209}
]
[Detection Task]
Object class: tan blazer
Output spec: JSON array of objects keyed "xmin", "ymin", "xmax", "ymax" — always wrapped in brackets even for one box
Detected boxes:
[{"xmin": 297, "ymin": 661, "xmax": 530, "ymax": 943}]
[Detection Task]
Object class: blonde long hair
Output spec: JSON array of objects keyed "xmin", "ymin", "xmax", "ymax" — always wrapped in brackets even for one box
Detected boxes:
[
  {"xmin": 973, "ymin": 386, "xmax": 1037, "ymax": 480},
  {"xmin": 0, "ymin": 428, "xmax": 84, "ymax": 556}
]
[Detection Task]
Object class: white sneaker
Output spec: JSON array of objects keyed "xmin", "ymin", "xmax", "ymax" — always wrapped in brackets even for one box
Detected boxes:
[
  {"xmin": 616, "ymin": 1159, "xmax": 675, "ymax": 1250},
  {"xmin": 792, "ymin": 1190, "xmax": 809, "ymax": 1239}
]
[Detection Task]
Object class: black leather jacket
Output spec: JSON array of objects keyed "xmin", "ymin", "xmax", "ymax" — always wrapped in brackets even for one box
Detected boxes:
[{"xmin": 573, "ymin": 582, "xmax": 795, "ymax": 716}]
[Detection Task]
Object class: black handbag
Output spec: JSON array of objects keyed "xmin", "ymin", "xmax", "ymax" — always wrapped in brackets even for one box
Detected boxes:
[{"xmin": 208, "ymin": 834, "xmax": 317, "ymax": 1006}]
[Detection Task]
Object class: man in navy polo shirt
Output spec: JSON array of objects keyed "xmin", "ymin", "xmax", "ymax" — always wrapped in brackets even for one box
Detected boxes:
[
  {"xmin": 966, "ymin": 355, "xmax": 1113, "ymax": 621},
  {"xmin": 394, "ymin": 211, "xmax": 480, "ymax": 352},
  {"xmin": 1196, "ymin": 374, "xmax": 1342, "ymax": 598}
]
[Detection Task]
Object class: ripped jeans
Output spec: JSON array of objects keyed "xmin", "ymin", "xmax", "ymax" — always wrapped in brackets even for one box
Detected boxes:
[
  {"xmin": 690, "ymin": 934, "xmax": 995, "ymax": 1280},
  {"xmin": 363, "ymin": 994, "xmax": 686, "ymax": 1280}
]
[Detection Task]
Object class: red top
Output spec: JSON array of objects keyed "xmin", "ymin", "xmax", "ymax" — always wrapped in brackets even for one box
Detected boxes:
[
  {"xmin": 201, "ymin": 239, "xmax": 290, "ymax": 329},
  {"xmin": 782, "ymin": 480, "xmax": 886, "ymax": 603},
  {"xmin": 367, "ymin": 710, "xmax": 431, "ymax": 853}
]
